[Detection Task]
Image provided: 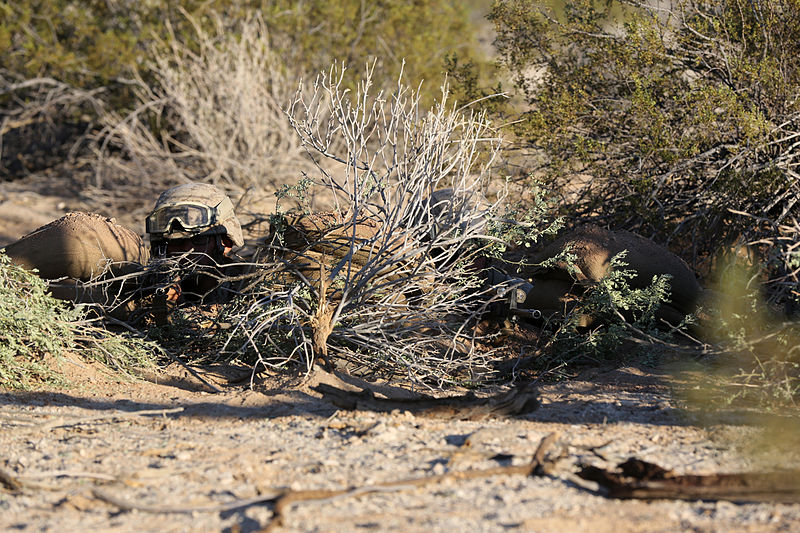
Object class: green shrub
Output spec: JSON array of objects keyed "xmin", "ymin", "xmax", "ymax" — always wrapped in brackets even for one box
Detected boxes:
[
  {"xmin": 0, "ymin": 253, "xmax": 157, "ymax": 388},
  {"xmin": 1, "ymin": 0, "xmax": 485, "ymax": 111},
  {"xmin": 540, "ymin": 252, "xmax": 678, "ymax": 372},
  {"xmin": 489, "ymin": 0, "xmax": 800, "ymax": 268},
  {"xmin": 488, "ymin": 0, "xmax": 800, "ymax": 405},
  {"xmin": 702, "ymin": 261, "xmax": 800, "ymax": 407},
  {"xmin": 263, "ymin": 0, "xmax": 481, "ymax": 106},
  {"xmin": 0, "ymin": 253, "xmax": 81, "ymax": 387},
  {"xmin": 0, "ymin": 0, "xmax": 234, "ymax": 107}
]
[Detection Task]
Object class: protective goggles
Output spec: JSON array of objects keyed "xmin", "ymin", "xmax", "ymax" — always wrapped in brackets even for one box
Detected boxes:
[{"xmin": 145, "ymin": 202, "xmax": 218, "ymax": 235}]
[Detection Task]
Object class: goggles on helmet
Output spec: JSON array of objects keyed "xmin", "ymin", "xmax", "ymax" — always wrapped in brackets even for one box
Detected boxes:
[{"xmin": 145, "ymin": 202, "xmax": 218, "ymax": 235}]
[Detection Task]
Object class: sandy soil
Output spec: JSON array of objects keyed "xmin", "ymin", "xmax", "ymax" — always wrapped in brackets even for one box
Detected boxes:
[{"xmin": 2, "ymin": 356, "xmax": 799, "ymax": 533}]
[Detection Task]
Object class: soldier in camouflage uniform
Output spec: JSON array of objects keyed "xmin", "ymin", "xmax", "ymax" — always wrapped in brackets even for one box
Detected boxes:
[
  {"xmin": 145, "ymin": 182, "xmax": 244, "ymax": 305},
  {"xmin": 2, "ymin": 182, "xmax": 244, "ymax": 316},
  {"xmin": 4, "ymin": 182, "xmax": 701, "ymax": 327}
]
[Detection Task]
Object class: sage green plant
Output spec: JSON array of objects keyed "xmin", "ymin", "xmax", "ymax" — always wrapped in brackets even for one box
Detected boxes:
[
  {"xmin": 541, "ymin": 252, "xmax": 678, "ymax": 371},
  {"xmin": 0, "ymin": 252, "xmax": 158, "ymax": 388},
  {"xmin": 490, "ymin": 0, "xmax": 800, "ymax": 275},
  {"xmin": 702, "ymin": 260, "xmax": 800, "ymax": 407},
  {"xmin": 0, "ymin": 253, "xmax": 81, "ymax": 387}
]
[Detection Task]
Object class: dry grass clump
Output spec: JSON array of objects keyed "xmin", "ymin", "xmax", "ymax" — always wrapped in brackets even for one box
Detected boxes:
[
  {"xmin": 0, "ymin": 73, "xmax": 106, "ymax": 179},
  {"xmin": 94, "ymin": 13, "xmax": 317, "ymax": 203}
]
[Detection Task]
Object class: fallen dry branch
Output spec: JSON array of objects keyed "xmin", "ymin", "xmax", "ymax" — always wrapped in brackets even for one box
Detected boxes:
[
  {"xmin": 86, "ymin": 432, "xmax": 557, "ymax": 529},
  {"xmin": 18, "ymin": 470, "xmax": 119, "ymax": 483},
  {"xmin": 16, "ymin": 407, "xmax": 185, "ymax": 435},
  {"xmin": 264, "ymin": 431, "xmax": 558, "ymax": 531},
  {"xmin": 5, "ymin": 467, "xmax": 126, "ymax": 493},
  {"xmin": 91, "ymin": 488, "xmax": 284, "ymax": 514},
  {"xmin": 0, "ymin": 467, "xmax": 23, "ymax": 493},
  {"xmin": 311, "ymin": 381, "xmax": 540, "ymax": 420},
  {"xmin": 578, "ymin": 458, "xmax": 800, "ymax": 504}
]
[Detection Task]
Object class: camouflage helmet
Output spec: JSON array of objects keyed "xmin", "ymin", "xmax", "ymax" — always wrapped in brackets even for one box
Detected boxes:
[{"xmin": 146, "ymin": 182, "xmax": 244, "ymax": 247}]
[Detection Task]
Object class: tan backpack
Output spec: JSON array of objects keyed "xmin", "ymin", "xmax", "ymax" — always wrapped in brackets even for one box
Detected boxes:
[{"xmin": 3, "ymin": 212, "xmax": 148, "ymax": 309}]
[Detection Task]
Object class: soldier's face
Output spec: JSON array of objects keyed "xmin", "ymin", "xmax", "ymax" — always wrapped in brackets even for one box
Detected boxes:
[
  {"xmin": 163, "ymin": 234, "xmax": 233, "ymax": 264},
  {"xmin": 164, "ymin": 235, "xmax": 218, "ymax": 266},
  {"xmin": 167, "ymin": 235, "xmax": 214, "ymax": 253}
]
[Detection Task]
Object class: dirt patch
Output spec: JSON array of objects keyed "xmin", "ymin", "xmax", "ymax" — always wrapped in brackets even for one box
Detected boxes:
[{"xmin": 2, "ymin": 356, "xmax": 799, "ymax": 532}]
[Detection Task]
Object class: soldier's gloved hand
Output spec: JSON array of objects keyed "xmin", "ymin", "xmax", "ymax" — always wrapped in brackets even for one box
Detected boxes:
[{"xmin": 166, "ymin": 283, "xmax": 182, "ymax": 303}]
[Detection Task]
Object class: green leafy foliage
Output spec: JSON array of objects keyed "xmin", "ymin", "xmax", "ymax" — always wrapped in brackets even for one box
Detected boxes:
[
  {"xmin": 262, "ymin": 0, "xmax": 480, "ymax": 106},
  {"xmin": 1, "ymin": 0, "xmax": 235, "ymax": 106},
  {"xmin": 486, "ymin": 177, "xmax": 564, "ymax": 258},
  {"xmin": 489, "ymin": 0, "xmax": 800, "ymax": 264},
  {"xmin": 443, "ymin": 52, "xmax": 510, "ymax": 114},
  {"xmin": 1, "ymin": 0, "xmax": 485, "ymax": 111},
  {"xmin": 541, "ymin": 252, "xmax": 677, "ymax": 370},
  {"xmin": 0, "ymin": 252, "xmax": 157, "ymax": 388},
  {"xmin": 702, "ymin": 261, "xmax": 800, "ymax": 407},
  {"xmin": 574, "ymin": 252, "xmax": 674, "ymax": 331},
  {"xmin": 490, "ymin": 0, "xmax": 800, "ymax": 406},
  {"xmin": 0, "ymin": 252, "xmax": 80, "ymax": 387}
]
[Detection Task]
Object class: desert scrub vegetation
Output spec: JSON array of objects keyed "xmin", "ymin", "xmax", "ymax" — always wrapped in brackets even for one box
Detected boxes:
[
  {"xmin": 0, "ymin": 252, "xmax": 158, "ymax": 388},
  {"xmin": 2, "ymin": 2, "xmax": 515, "ymax": 390},
  {"xmin": 260, "ymin": 0, "xmax": 483, "ymax": 108},
  {"xmin": 1, "ymin": 0, "xmax": 490, "ymax": 187},
  {"xmin": 490, "ymin": 0, "xmax": 800, "ymax": 267},
  {"xmin": 545, "ymin": 252, "xmax": 677, "ymax": 363},
  {"xmin": 2, "ymin": 0, "xmax": 797, "ymax": 405},
  {"xmin": 0, "ymin": 0, "xmax": 486, "ymax": 135},
  {"xmin": 207, "ymin": 65, "xmax": 510, "ymax": 387},
  {"xmin": 488, "ymin": 0, "xmax": 800, "ymax": 404},
  {"xmin": 698, "ymin": 260, "xmax": 800, "ymax": 407},
  {"xmin": 1, "ymin": 0, "xmax": 236, "ymax": 178},
  {"xmin": 95, "ymin": 13, "xmax": 313, "ymax": 194}
]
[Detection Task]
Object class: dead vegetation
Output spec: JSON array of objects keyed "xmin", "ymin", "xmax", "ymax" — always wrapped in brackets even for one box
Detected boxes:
[
  {"xmin": 216, "ymin": 64, "xmax": 510, "ymax": 386},
  {"xmin": 95, "ymin": 14, "xmax": 315, "ymax": 196},
  {"xmin": 579, "ymin": 458, "xmax": 800, "ymax": 504}
]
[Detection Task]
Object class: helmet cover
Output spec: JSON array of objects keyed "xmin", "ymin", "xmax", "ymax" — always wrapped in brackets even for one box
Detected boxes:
[
  {"xmin": 147, "ymin": 182, "xmax": 244, "ymax": 247},
  {"xmin": 420, "ymin": 187, "xmax": 490, "ymax": 241}
]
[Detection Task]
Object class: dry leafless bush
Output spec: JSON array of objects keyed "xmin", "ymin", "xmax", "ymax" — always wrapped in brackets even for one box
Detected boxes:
[
  {"xmin": 0, "ymin": 71, "xmax": 106, "ymax": 177},
  {"xmin": 94, "ymin": 13, "xmax": 316, "ymax": 200},
  {"xmin": 723, "ymin": 210, "xmax": 800, "ymax": 311},
  {"xmin": 219, "ymin": 65, "xmax": 511, "ymax": 388}
]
